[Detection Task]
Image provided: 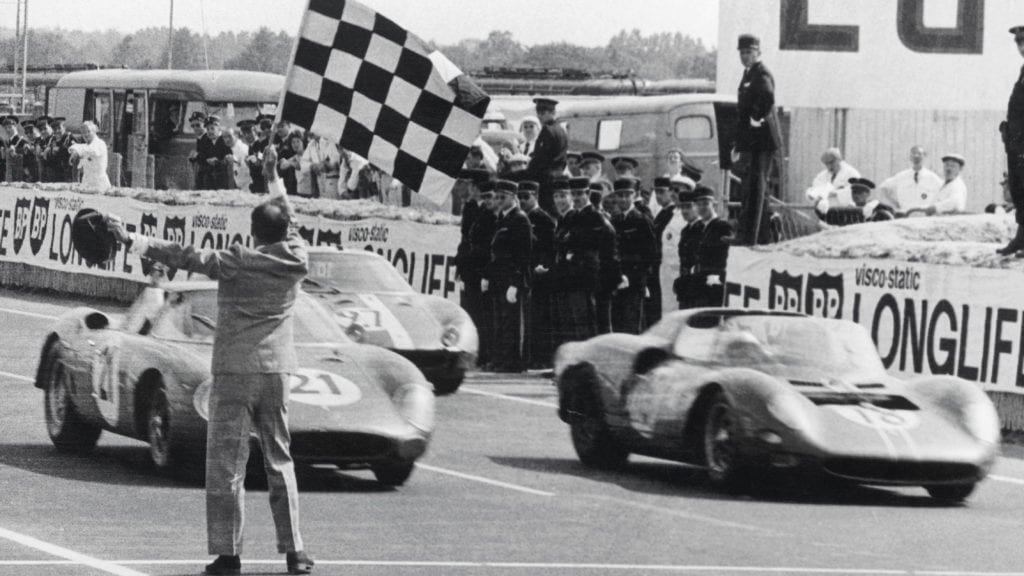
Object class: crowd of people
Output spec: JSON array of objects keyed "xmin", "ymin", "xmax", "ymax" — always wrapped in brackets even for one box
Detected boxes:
[{"xmin": 0, "ymin": 114, "xmax": 84, "ymax": 185}]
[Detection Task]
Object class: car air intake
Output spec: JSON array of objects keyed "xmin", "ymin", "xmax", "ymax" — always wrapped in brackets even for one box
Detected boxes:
[{"xmin": 804, "ymin": 393, "xmax": 919, "ymax": 411}]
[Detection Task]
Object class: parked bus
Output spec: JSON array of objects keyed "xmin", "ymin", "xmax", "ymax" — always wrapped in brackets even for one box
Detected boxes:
[{"xmin": 46, "ymin": 69, "xmax": 283, "ymax": 190}]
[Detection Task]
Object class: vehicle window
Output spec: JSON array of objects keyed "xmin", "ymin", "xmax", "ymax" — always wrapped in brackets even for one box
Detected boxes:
[
  {"xmin": 673, "ymin": 324, "xmax": 718, "ymax": 361},
  {"xmin": 150, "ymin": 99, "xmax": 185, "ymax": 137},
  {"xmin": 90, "ymin": 90, "xmax": 112, "ymax": 134},
  {"xmin": 49, "ymin": 88, "xmax": 87, "ymax": 125},
  {"xmin": 305, "ymin": 253, "xmax": 414, "ymax": 293},
  {"xmin": 674, "ymin": 115, "xmax": 713, "ymax": 140},
  {"xmin": 596, "ymin": 120, "xmax": 622, "ymax": 151},
  {"xmin": 206, "ymin": 102, "xmax": 273, "ymax": 130},
  {"xmin": 150, "ymin": 292, "xmax": 217, "ymax": 343}
]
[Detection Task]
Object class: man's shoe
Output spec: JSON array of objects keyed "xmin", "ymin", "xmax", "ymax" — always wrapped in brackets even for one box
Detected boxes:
[
  {"xmin": 287, "ymin": 551, "xmax": 315, "ymax": 575},
  {"xmin": 998, "ymin": 240, "xmax": 1022, "ymax": 256},
  {"xmin": 203, "ymin": 555, "xmax": 240, "ymax": 576}
]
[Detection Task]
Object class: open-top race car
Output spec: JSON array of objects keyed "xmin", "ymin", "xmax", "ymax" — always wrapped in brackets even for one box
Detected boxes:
[
  {"xmin": 554, "ymin": 308, "xmax": 1000, "ymax": 502},
  {"xmin": 35, "ymin": 281, "xmax": 435, "ymax": 486},
  {"xmin": 303, "ymin": 247, "xmax": 478, "ymax": 395}
]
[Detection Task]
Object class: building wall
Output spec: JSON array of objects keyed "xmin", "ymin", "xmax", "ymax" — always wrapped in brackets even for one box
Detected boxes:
[{"xmin": 786, "ymin": 108, "xmax": 1006, "ymax": 212}]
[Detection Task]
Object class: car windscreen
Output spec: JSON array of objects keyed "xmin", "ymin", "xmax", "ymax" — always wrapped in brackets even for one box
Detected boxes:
[
  {"xmin": 150, "ymin": 290, "xmax": 347, "ymax": 344},
  {"xmin": 306, "ymin": 252, "xmax": 414, "ymax": 293},
  {"xmin": 690, "ymin": 315, "xmax": 887, "ymax": 382}
]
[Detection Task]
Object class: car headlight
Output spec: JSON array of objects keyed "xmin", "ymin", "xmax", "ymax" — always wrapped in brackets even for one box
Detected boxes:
[
  {"xmin": 962, "ymin": 400, "xmax": 1001, "ymax": 444},
  {"xmin": 441, "ymin": 325, "xmax": 460, "ymax": 347},
  {"xmin": 766, "ymin": 393, "xmax": 812, "ymax": 431},
  {"xmin": 442, "ymin": 317, "xmax": 478, "ymax": 353},
  {"xmin": 193, "ymin": 377, "xmax": 212, "ymax": 421},
  {"xmin": 346, "ymin": 323, "xmax": 366, "ymax": 343}
]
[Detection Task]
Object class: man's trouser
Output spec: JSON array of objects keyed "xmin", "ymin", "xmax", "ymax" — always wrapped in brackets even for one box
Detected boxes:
[
  {"xmin": 643, "ymin": 269, "xmax": 662, "ymax": 328},
  {"xmin": 737, "ymin": 150, "xmax": 774, "ymax": 246},
  {"xmin": 207, "ymin": 373, "xmax": 303, "ymax": 556},
  {"xmin": 1008, "ymin": 152, "xmax": 1024, "ymax": 227},
  {"xmin": 491, "ymin": 289, "xmax": 525, "ymax": 371},
  {"xmin": 595, "ymin": 291, "xmax": 613, "ymax": 334},
  {"xmin": 553, "ymin": 290, "xmax": 597, "ymax": 346},
  {"xmin": 527, "ymin": 287, "xmax": 555, "ymax": 368},
  {"xmin": 612, "ymin": 285, "xmax": 645, "ymax": 335}
]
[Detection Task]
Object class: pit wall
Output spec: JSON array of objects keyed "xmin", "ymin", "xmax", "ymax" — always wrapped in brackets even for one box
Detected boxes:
[
  {"xmin": 0, "ymin": 186, "xmax": 461, "ymax": 304},
  {"xmin": 726, "ymin": 247, "xmax": 1024, "ymax": 432}
]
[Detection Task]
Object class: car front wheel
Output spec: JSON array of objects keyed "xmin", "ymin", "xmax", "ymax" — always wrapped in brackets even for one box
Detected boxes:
[
  {"xmin": 926, "ymin": 483, "xmax": 975, "ymax": 503},
  {"xmin": 703, "ymin": 391, "xmax": 747, "ymax": 491},
  {"xmin": 146, "ymin": 387, "xmax": 174, "ymax": 470},
  {"xmin": 372, "ymin": 461, "xmax": 415, "ymax": 486},
  {"xmin": 43, "ymin": 347, "xmax": 102, "ymax": 454},
  {"xmin": 569, "ymin": 386, "xmax": 628, "ymax": 470},
  {"xmin": 432, "ymin": 367, "xmax": 466, "ymax": 396}
]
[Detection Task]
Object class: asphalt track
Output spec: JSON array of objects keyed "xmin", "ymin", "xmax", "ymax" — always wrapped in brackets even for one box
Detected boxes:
[{"xmin": 4, "ymin": 289, "xmax": 1024, "ymax": 575}]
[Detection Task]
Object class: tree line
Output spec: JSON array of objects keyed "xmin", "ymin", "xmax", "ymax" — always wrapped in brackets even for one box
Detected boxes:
[{"xmin": 0, "ymin": 27, "xmax": 716, "ymax": 80}]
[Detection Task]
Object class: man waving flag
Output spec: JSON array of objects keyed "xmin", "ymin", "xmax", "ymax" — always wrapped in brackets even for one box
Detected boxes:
[{"xmin": 279, "ymin": 0, "xmax": 490, "ymax": 204}]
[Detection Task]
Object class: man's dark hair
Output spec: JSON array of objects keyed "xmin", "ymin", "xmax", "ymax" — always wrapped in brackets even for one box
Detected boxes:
[{"xmin": 251, "ymin": 202, "xmax": 289, "ymax": 244}]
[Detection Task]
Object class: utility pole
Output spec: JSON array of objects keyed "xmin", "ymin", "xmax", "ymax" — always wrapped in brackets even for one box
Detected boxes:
[
  {"xmin": 12, "ymin": 0, "xmax": 20, "ymax": 107},
  {"xmin": 21, "ymin": 0, "xmax": 29, "ymax": 113},
  {"xmin": 167, "ymin": 0, "xmax": 174, "ymax": 69}
]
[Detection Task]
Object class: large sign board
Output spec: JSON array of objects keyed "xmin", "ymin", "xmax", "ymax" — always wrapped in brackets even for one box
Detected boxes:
[
  {"xmin": 726, "ymin": 248, "xmax": 1024, "ymax": 394},
  {"xmin": 717, "ymin": 0, "xmax": 1021, "ymax": 110}
]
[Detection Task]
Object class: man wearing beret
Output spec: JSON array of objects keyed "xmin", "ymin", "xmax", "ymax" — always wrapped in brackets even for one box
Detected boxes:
[
  {"xmin": 1001, "ymin": 26, "xmax": 1024, "ymax": 255},
  {"xmin": 734, "ymin": 33, "xmax": 782, "ymax": 246},
  {"xmin": 611, "ymin": 179, "xmax": 658, "ymax": 334},
  {"xmin": 484, "ymin": 180, "xmax": 533, "ymax": 372},
  {"xmin": 527, "ymin": 97, "xmax": 569, "ymax": 217}
]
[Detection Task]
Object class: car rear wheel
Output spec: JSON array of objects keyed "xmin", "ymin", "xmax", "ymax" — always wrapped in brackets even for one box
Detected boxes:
[
  {"xmin": 926, "ymin": 483, "xmax": 975, "ymax": 503},
  {"xmin": 372, "ymin": 461, "xmax": 415, "ymax": 486},
  {"xmin": 146, "ymin": 387, "xmax": 174, "ymax": 470},
  {"xmin": 569, "ymin": 386, "xmax": 628, "ymax": 470},
  {"xmin": 703, "ymin": 391, "xmax": 746, "ymax": 491},
  {"xmin": 43, "ymin": 347, "xmax": 102, "ymax": 454}
]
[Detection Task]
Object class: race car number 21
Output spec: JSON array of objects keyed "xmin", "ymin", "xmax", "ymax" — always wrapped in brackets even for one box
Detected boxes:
[{"xmin": 289, "ymin": 369, "xmax": 362, "ymax": 407}]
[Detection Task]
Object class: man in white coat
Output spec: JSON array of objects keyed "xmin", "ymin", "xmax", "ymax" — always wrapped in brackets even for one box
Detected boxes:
[
  {"xmin": 69, "ymin": 121, "xmax": 111, "ymax": 192},
  {"xmin": 877, "ymin": 145, "xmax": 943, "ymax": 212},
  {"xmin": 805, "ymin": 147, "xmax": 860, "ymax": 214},
  {"xmin": 905, "ymin": 154, "xmax": 968, "ymax": 216}
]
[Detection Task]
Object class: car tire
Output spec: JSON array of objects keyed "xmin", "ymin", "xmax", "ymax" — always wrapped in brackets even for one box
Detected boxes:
[
  {"xmin": 926, "ymin": 483, "xmax": 975, "ymax": 503},
  {"xmin": 432, "ymin": 368, "xmax": 465, "ymax": 396},
  {"xmin": 372, "ymin": 461, "xmax": 415, "ymax": 486},
  {"xmin": 702, "ymin": 390, "xmax": 747, "ymax": 491},
  {"xmin": 569, "ymin": 385, "xmax": 629, "ymax": 470},
  {"xmin": 145, "ymin": 386, "xmax": 176, "ymax": 471},
  {"xmin": 42, "ymin": 346, "xmax": 102, "ymax": 454}
]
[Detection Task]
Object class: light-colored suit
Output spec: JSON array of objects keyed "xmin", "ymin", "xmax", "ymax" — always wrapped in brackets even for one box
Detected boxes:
[{"xmin": 136, "ymin": 230, "xmax": 308, "ymax": 556}]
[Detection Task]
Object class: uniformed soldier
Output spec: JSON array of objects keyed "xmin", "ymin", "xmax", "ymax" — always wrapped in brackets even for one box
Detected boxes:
[
  {"xmin": 691, "ymin": 186, "xmax": 734, "ymax": 308},
  {"xmin": 468, "ymin": 181, "xmax": 499, "ymax": 369},
  {"xmin": 551, "ymin": 177, "xmax": 573, "ymax": 221},
  {"xmin": 526, "ymin": 97, "xmax": 568, "ymax": 216},
  {"xmin": 611, "ymin": 178, "xmax": 658, "ymax": 334},
  {"xmin": 551, "ymin": 176, "xmax": 600, "ymax": 345},
  {"xmin": 849, "ymin": 177, "xmax": 896, "ymax": 222},
  {"xmin": 566, "ymin": 151, "xmax": 582, "ymax": 177},
  {"xmin": 611, "ymin": 156, "xmax": 640, "ymax": 180},
  {"xmin": 246, "ymin": 115, "xmax": 274, "ymax": 194},
  {"xmin": 34, "ymin": 116, "xmax": 54, "ymax": 182},
  {"xmin": 646, "ymin": 176, "xmax": 677, "ymax": 326},
  {"xmin": 518, "ymin": 179, "xmax": 557, "ymax": 368},
  {"xmin": 580, "ymin": 151, "xmax": 608, "ymax": 185},
  {"xmin": 592, "ymin": 185, "xmax": 623, "ymax": 334},
  {"xmin": 455, "ymin": 169, "xmax": 492, "ymax": 352},
  {"xmin": 484, "ymin": 180, "xmax": 533, "ymax": 372},
  {"xmin": 1001, "ymin": 25, "xmax": 1024, "ymax": 255},
  {"xmin": 17, "ymin": 120, "xmax": 41, "ymax": 183},
  {"xmin": 47, "ymin": 117, "xmax": 78, "ymax": 183},
  {"xmin": 187, "ymin": 110, "xmax": 208, "ymax": 189},
  {"xmin": 675, "ymin": 188, "xmax": 703, "ymax": 309},
  {"xmin": 3, "ymin": 116, "xmax": 23, "ymax": 182}
]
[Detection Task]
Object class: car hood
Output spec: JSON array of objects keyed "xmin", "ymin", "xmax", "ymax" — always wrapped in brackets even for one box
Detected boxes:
[{"xmin": 315, "ymin": 291, "xmax": 443, "ymax": 350}]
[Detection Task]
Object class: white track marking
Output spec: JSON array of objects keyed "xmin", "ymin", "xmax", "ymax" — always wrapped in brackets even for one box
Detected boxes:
[
  {"xmin": 0, "ymin": 370, "xmax": 33, "ymax": 383},
  {"xmin": 0, "ymin": 527, "xmax": 148, "ymax": 576},
  {"xmin": 416, "ymin": 463, "xmax": 554, "ymax": 497},
  {"xmin": 579, "ymin": 493, "xmax": 779, "ymax": 535},
  {"xmin": 0, "ymin": 306, "xmax": 57, "ymax": 320},
  {"xmin": 460, "ymin": 386, "xmax": 558, "ymax": 408},
  {"xmin": 990, "ymin": 474, "xmax": 1024, "ymax": 486}
]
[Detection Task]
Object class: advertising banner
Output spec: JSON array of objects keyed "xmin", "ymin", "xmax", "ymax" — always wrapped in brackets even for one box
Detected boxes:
[
  {"xmin": 717, "ymin": 0, "xmax": 1021, "ymax": 110},
  {"xmin": 0, "ymin": 189, "xmax": 461, "ymax": 302},
  {"xmin": 726, "ymin": 248, "xmax": 1024, "ymax": 394}
]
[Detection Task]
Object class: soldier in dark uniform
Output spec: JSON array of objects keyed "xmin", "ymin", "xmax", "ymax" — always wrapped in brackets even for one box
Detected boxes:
[
  {"xmin": 526, "ymin": 97, "xmax": 568, "ymax": 217},
  {"xmin": 645, "ymin": 176, "xmax": 678, "ymax": 326},
  {"xmin": 468, "ymin": 181, "xmax": 499, "ymax": 369},
  {"xmin": 187, "ymin": 111, "xmax": 208, "ymax": 189},
  {"xmin": 485, "ymin": 180, "xmax": 532, "ymax": 372},
  {"xmin": 274, "ymin": 120, "xmax": 299, "ymax": 196},
  {"xmin": 46, "ymin": 117, "xmax": 77, "ymax": 183},
  {"xmin": 195, "ymin": 116, "xmax": 232, "ymax": 190},
  {"xmin": 611, "ymin": 179, "xmax": 658, "ymax": 334},
  {"xmin": 35, "ymin": 116, "xmax": 54, "ymax": 182},
  {"xmin": 691, "ymin": 186, "xmax": 734, "ymax": 308},
  {"xmin": 1000, "ymin": 25, "xmax": 1024, "ymax": 255},
  {"xmin": 246, "ymin": 115, "xmax": 274, "ymax": 194},
  {"xmin": 518, "ymin": 179, "xmax": 557, "ymax": 368},
  {"xmin": 16, "ymin": 120, "xmax": 41, "ymax": 183},
  {"xmin": 552, "ymin": 177, "xmax": 594, "ymax": 345},
  {"xmin": 454, "ymin": 168, "xmax": 492, "ymax": 360},
  {"xmin": 3, "ymin": 116, "xmax": 23, "ymax": 182},
  {"xmin": 849, "ymin": 177, "xmax": 896, "ymax": 222},
  {"xmin": 675, "ymin": 189, "xmax": 703, "ymax": 309},
  {"xmin": 566, "ymin": 151, "xmax": 582, "ymax": 177},
  {"xmin": 734, "ymin": 33, "xmax": 782, "ymax": 246},
  {"xmin": 592, "ymin": 186, "xmax": 623, "ymax": 334}
]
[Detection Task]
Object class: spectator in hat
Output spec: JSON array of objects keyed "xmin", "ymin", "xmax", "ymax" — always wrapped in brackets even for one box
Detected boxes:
[
  {"xmin": 1000, "ymin": 25, "xmax": 1024, "ymax": 254},
  {"xmin": 667, "ymin": 177, "xmax": 700, "ymax": 310},
  {"xmin": 519, "ymin": 180, "xmax": 557, "ymax": 368},
  {"xmin": 34, "ymin": 116, "xmax": 54, "ymax": 182},
  {"xmin": 195, "ymin": 116, "xmax": 233, "ymax": 190},
  {"xmin": 188, "ymin": 111, "xmax": 211, "ymax": 189},
  {"xmin": 849, "ymin": 178, "xmax": 895, "ymax": 222},
  {"xmin": 2, "ymin": 115, "xmax": 22, "ymax": 181},
  {"xmin": 13, "ymin": 120, "xmax": 41, "ymax": 183},
  {"xmin": 45, "ymin": 117, "xmax": 77, "ymax": 183},
  {"xmin": 221, "ymin": 128, "xmax": 251, "ymax": 192},
  {"xmin": 905, "ymin": 154, "xmax": 967, "ymax": 216},
  {"xmin": 805, "ymin": 147, "xmax": 861, "ymax": 214},
  {"xmin": 274, "ymin": 121, "xmax": 300, "ymax": 196},
  {"xmin": 566, "ymin": 151, "xmax": 582, "ymax": 177},
  {"xmin": 455, "ymin": 169, "xmax": 494, "ymax": 364},
  {"xmin": 647, "ymin": 176, "xmax": 680, "ymax": 325},
  {"xmin": 611, "ymin": 178, "xmax": 658, "ymax": 334},
  {"xmin": 464, "ymin": 179, "xmax": 499, "ymax": 368},
  {"xmin": 484, "ymin": 179, "xmax": 533, "ymax": 372},
  {"xmin": 526, "ymin": 97, "xmax": 569, "ymax": 216},
  {"xmin": 580, "ymin": 151, "xmax": 610, "ymax": 187},
  {"xmin": 246, "ymin": 116, "xmax": 274, "ymax": 194},
  {"xmin": 69, "ymin": 121, "xmax": 111, "ymax": 192},
  {"xmin": 508, "ymin": 152, "xmax": 530, "ymax": 174},
  {"xmin": 734, "ymin": 33, "xmax": 783, "ymax": 245},
  {"xmin": 551, "ymin": 178, "xmax": 573, "ymax": 220},
  {"xmin": 877, "ymin": 145, "xmax": 943, "ymax": 213},
  {"xmin": 612, "ymin": 156, "xmax": 639, "ymax": 180},
  {"xmin": 690, "ymin": 186, "xmax": 734, "ymax": 307},
  {"xmin": 301, "ymin": 132, "xmax": 341, "ymax": 200},
  {"xmin": 519, "ymin": 116, "xmax": 540, "ymax": 157}
]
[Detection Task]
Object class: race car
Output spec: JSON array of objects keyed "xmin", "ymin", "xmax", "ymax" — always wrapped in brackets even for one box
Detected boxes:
[
  {"xmin": 554, "ymin": 308, "xmax": 1000, "ymax": 502},
  {"xmin": 34, "ymin": 281, "xmax": 435, "ymax": 486},
  {"xmin": 303, "ymin": 247, "xmax": 478, "ymax": 395}
]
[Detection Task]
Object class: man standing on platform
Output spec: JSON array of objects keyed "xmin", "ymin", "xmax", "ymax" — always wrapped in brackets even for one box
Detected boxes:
[
  {"xmin": 1001, "ymin": 25, "xmax": 1024, "ymax": 256},
  {"xmin": 734, "ymin": 33, "xmax": 782, "ymax": 246},
  {"xmin": 527, "ymin": 98, "xmax": 568, "ymax": 217}
]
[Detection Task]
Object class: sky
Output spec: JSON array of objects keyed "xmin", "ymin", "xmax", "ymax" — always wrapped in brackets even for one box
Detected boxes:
[{"xmin": 0, "ymin": 0, "xmax": 720, "ymax": 48}]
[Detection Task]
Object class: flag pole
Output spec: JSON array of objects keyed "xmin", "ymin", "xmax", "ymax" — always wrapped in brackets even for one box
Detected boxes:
[{"xmin": 275, "ymin": 0, "xmax": 312, "ymax": 124}]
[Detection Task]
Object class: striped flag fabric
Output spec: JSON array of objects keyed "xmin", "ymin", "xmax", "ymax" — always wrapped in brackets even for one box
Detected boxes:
[{"xmin": 279, "ymin": 0, "xmax": 490, "ymax": 204}]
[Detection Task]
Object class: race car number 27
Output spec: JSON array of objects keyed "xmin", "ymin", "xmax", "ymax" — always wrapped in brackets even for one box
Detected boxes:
[{"xmin": 289, "ymin": 369, "xmax": 362, "ymax": 407}]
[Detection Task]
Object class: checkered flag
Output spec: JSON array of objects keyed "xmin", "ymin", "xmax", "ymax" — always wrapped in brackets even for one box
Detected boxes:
[{"xmin": 280, "ymin": 0, "xmax": 490, "ymax": 204}]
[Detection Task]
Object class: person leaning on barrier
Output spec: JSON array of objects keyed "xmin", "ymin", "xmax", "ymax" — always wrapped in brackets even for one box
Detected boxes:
[
  {"xmin": 849, "ymin": 177, "xmax": 895, "ymax": 222},
  {"xmin": 103, "ymin": 193, "xmax": 315, "ymax": 576},
  {"xmin": 877, "ymin": 145, "xmax": 943, "ymax": 213},
  {"xmin": 806, "ymin": 147, "xmax": 861, "ymax": 215},
  {"xmin": 246, "ymin": 115, "xmax": 274, "ymax": 194},
  {"xmin": 484, "ymin": 180, "xmax": 533, "ymax": 373},
  {"xmin": 34, "ymin": 116, "xmax": 54, "ymax": 182},
  {"xmin": 188, "ymin": 111, "xmax": 209, "ymax": 189},
  {"xmin": 69, "ymin": 121, "xmax": 112, "ymax": 192},
  {"xmin": 2, "ymin": 115, "xmax": 22, "ymax": 182},
  {"xmin": 903, "ymin": 154, "xmax": 968, "ymax": 217},
  {"xmin": 47, "ymin": 117, "xmax": 77, "ymax": 183}
]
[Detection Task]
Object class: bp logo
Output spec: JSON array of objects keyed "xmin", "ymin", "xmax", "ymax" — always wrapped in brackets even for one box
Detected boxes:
[
  {"xmin": 289, "ymin": 369, "xmax": 362, "ymax": 407},
  {"xmin": 768, "ymin": 270, "xmax": 844, "ymax": 319}
]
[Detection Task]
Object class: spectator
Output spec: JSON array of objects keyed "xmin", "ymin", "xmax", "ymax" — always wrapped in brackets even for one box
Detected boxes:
[
  {"xmin": 664, "ymin": 148, "xmax": 686, "ymax": 177},
  {"xmin": 566, "ymin": 151, "xmax": 582, "ymax": 176},
  {"xmin": 519, "ymin": 116, "xmax": 540, "ymax": 156},
  {"xmin": 47, "ymin": 117, "xmax": 77, "ymax": 183},
  {"xmin": 849, "ymin": 178, "xmax": 895, "ymax": 222},
  {"xmin": 2, "ymin": 115, "xmax": 22, "ymax": 181},
  {"xmin": 905, "ymin": 154, "xmax": 967, "ymax": 216},
  {"xmin": 507, "ymin": 152, "xmax": 530, "ymax": 174},
  {"xmin": 273, "ymin": 121, "xmax": 300, "ymax": 195},
  {"xmin": 222, "ymin": 128, "xmax": 251, "ymax": 192},
  {"xmin": 580, "ymin": 151, "xmax": 609, "ymax": 186},
  {"xmin": 69, "ymin": 121, "xmax": 112, "ymax": 192},
  {"xmin": 611, "ymin": 156, "xmax": 639, "ymax": 180},
  {"xmin": 302, "ymin": 132, "xmax": 341, "ymax": 200},
  {"xmin": 805, "ymin": 148, "xmax": 861, "ymax": 214},
  {"xmin": 246, "ymin": 116, "xmax": 274, "ymax": 194},
  {"xmin": 877, "ymin": 145, "xmax": 943, "ymax": 212},
  {"xmin": 187, "ymin": 111, "xmax": 208, "ymax": 189},
  {"xmin": 526, "ymin": 98, "xmax": 569, "ymax": 216},
  {"xmin": 16, "ymin": 120, "xmax": 41, "ymax": 183}
]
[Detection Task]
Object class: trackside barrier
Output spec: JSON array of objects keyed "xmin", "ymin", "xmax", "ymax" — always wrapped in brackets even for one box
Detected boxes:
[
  {"xmin": 726, "ymin": 246, "xmax": 1024, "ymax": 432},
  {"xmin": 0, "ymin": 185, "xmax": 461, "ymax": 304}
]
